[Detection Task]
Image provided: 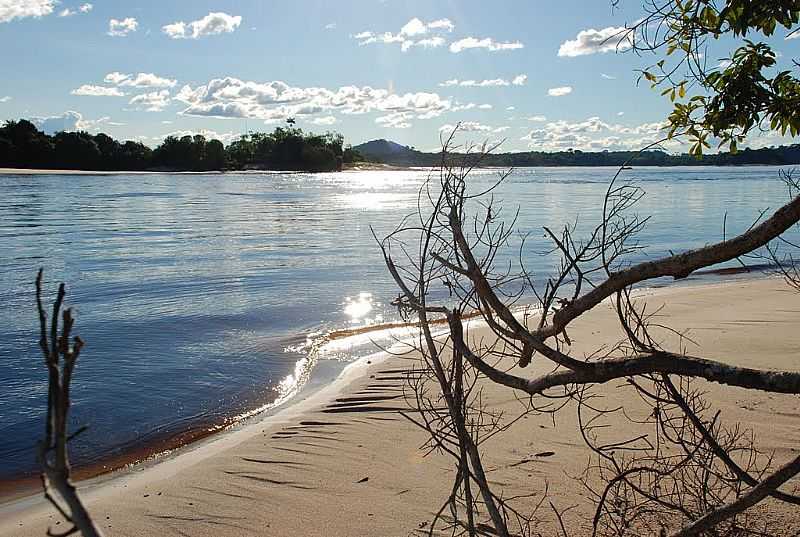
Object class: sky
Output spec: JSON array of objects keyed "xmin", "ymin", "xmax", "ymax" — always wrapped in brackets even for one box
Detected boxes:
[{"xmin": 1, "ymin": 0, "xmax": 799, "ymax": 152}]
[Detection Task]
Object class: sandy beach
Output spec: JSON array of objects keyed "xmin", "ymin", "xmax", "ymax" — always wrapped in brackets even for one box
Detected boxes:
[{"xmin": 1, "ymin": 276, "xmax": 799, "ymax": 536}]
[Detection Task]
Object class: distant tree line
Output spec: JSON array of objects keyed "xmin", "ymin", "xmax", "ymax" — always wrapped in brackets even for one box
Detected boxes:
[
  {"xmin": 0, "ymin": 119, "xmax": 364, "ymax": 172},
  {"xmin": 355, "ymin": 138, "xmax": 800, "ymax": 167}
]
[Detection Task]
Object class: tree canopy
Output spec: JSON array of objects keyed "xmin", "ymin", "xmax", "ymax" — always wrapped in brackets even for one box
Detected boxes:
[
  {"xmin": 0, "ymin": 120, "xmax": 362, "ymax": 172},
  {"xmin": 627, "ymin": 0, "xmax": 800, "ymax": 154}
]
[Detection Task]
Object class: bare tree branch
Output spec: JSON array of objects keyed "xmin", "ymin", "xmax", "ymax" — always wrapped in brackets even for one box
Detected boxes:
[{"xmin": 36, "ymin": 269, "xmax": 104, "ymax": 537}]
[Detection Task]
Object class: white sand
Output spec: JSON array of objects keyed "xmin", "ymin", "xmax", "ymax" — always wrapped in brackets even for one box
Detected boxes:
[{"xmin": 2, "ymin": 277, "xmax": 799, "ymax": 536}]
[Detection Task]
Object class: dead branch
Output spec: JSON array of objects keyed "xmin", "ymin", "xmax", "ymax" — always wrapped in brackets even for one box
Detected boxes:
[{"xmin": 35, "ymin": 269, "xmax": 104, "ymax": 537}]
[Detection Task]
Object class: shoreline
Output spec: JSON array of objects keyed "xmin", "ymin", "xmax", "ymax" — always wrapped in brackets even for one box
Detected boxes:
[
  {"xmin": 0, "ymin": 164, "xmax": 416, "ymax": 176},
  {"xmin": 0, "ymin": 270, "xmax": 778, "ymax": 506},
  {"xmin": 3, "ymin": 274, "xmax": 799, "ymax": 536},
  {"xmin": 0, "ymin": 267, "xmax": 772, "ymax": 502},
  {"xmin": 0, "ymin": 338, "xmax": 403, "ymax": 515},
  {"xmin": 0, "ymin": 162, "xmax": 791, "ymax": 176}
]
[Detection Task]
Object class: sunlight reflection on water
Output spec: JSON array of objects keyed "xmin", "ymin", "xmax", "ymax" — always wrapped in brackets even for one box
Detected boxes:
[{"xmin": 0, "ymin": 166, "xmax": 796, "ymax": 479}]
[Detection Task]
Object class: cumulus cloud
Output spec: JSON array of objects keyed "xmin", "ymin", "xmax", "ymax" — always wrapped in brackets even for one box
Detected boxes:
[
  {"xmin": 558, "ymin": 25, "xmax": 633, "ymax": 57},
  {"xmin": 324, "ymin": 22, "xmax": 336, "ymax": 30},
  {"xmin": 0, "ymin": 0, "xmax": 54, "ymax": 24},
  {"xmin": 308, "ymin": 115, "xmax": 337, "ymax": 126},
  {"xmin": 439, "ymin": 122, "xmax": 509, "ymax": 134},
  {"xmin": 71, "ymin": 84, "xmax": 125, "ymax": 97},
  {"xmin": 158, "ymin": 129, "xmax": 238, "ymax": 145},
  {"xmin": 128, "ymin": 90, "xmax": 171, "ymax": 111},
  {"xmin": 512, "ymin": 74, "xmax": 527, "ymax": 86},
  {"xmin": 521, "ymin": 116, "xmax": 668, "ymax": 151},
  {"xmin": 353, "ymin": 17, "xmax": 454, "ymax": 52},
  {"xmin": 30, "ymin": 111, "xmax": 114, "ymax": 134},
  {"xmin": 449, "ymin": 37, "xmax": 523, "ymax": 53},
  {"xmin": 174, "ymin": 77, "xmax": 456, "ymax": 128},
  {"xmin": 108, "ymin": 17, "xmax": 137, "ymax": 37},
  {"xmin": 439, "ymin": 74, "xmax": 527, "ymax": 87},
  {"xmin": 162, "ymin": 12, "xmax": 242, "ymax": 39},
  {"xmin": 527, "ymin": 115, "xmax": 547, "ymax": 122},
  {"xmin": 33, "ymin": 111, "xmax": 82, "ymax": 133},
  {"xmin": 104, "ymin": 72, "xmax": 130, "ymax": 85},
  {"xmin": 58, "ymin": 4, "xmax": 90, "ymax": 17},
  {"xmin": 105, "ymin": 72, "xmax": 177, "ymax": 88},
  {"xmin": 548, "ymin": 86, "xmax": 573, "ymax": 97},
  {"xmin": 376, "ymin": 112, "xmax": 412, "ymax": 129},
  {"xmin": 0, "ymin": 96, "xmax": 11, "ymax": 103},
  {"xmin": 600, "ymin": 73, "xmax": 616, "ymax": 80}
]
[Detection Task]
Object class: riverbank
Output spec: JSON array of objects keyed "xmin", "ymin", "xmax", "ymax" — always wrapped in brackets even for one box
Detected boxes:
[
  {"xmin": 0, "ymin": 164, "xmax": 414, "ymax": 175},
  {"xmin": 2, "ymin": 276, "xmax": 799, "ymax": 536}
]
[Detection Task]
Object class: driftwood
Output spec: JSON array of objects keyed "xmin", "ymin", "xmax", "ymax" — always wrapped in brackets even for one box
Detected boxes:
[{"xmin": 35, "ymin": 269, "xmax": 103, "ymax": 537}]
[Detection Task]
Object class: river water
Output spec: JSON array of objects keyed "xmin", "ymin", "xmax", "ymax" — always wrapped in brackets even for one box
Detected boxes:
[{"xmin": 1, "ymin": 165, "xmax": 795, "ymax": 481}]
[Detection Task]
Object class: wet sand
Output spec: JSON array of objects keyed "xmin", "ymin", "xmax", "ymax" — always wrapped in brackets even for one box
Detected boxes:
[{"xmin": 2, "ymin": 277, "xmax": 799, "ymax": 536}]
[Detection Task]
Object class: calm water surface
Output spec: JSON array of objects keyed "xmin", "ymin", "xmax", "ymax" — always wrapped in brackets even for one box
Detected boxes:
[{"xmin": 0, "ymin": 166, "xmax": 794, "ymax": 480}]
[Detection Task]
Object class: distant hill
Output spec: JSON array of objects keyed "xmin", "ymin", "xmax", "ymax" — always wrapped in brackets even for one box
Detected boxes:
[
  {"xmin": 353, "ymin": 139, "xmax": 800, "ymax": 168},
  {"xmin": 352, "ymin": 139, "xmax": 428, "ymax": 165}
]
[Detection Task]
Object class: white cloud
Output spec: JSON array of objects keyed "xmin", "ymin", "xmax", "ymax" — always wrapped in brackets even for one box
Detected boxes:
[
  {"xmin": 512, "ymin": 74, "xmax": 527, "ymax": 86},
  {"xmin": 0, "ymin": 0, "xmax": 54, "ymax": 24},
  {"xmin": 527, "ymin": 115, "xmax": 547, "ymax": 122},
  {"xmin": 521, "ymin": 116, "xmax": 669, "ymax": 151},
  {"xmin": 31, "ymin": 111, "xmax": 112, "ymax": 134},
  {"xmin": 478, "ymin": 104, "xmax": 492, "ymax": 109},
  {"xmin": 175, "ymin": 77, "xmax": 455, "ymax": 127},
  {"xmin": 108, "ymin": 17, "xmax": 137, "ymax": 37},
  {"xmin": 115, "ymin": 72, "xmax": 177, "ymax": 88},
  {"xmin": 104, "ymin": 72, "xmax": 130, "ymax": 85},
  {"xmin": 33, "ymin": 111, "xmax": 82, "ymax": 133},
  {"xmin": 558, "ymin": 25, "xmax": 633, "ymax": 57},
  {"xmin": 57, "ymin": 4, "xmax": 89, "ymax": 17},
  {"xmin": 324, "ymin": 22, "xmax": 336, "ymax": 30},
  {"xmin": 428, "ymin": 19, "xmax": 455, "ymax": 32},
  {"xmin": 376, "ymin": 112, "xmax": 412, "ymax": 129},
  {"xmin": 0, "ymin": 96, "xmax": 11, "ymax": 103},
  {"xmin": 439, "ymin": 74, "xmax": 527, "ymax": 88},
  {"xmin": 162, "ymin": 12, "xmax": 241, "ymax": 39},
  {"xmin": 600, "ymin": 73, "xmax": 616, "ymax": 80},
  {"xmin": 439, "ymin": 121, "xmax": 509, "ymax": 134},
  {"xmin": 354, "ymin": 17, "xmax": 454, "ymax": 52},
  {"xmin": 71, "ymin": 84, "xmax": 125, "ymax": 97},
  {"xmin": 506, "ymin": 106, "xmax": 515, "ymax": 111},
  {"xmin": 128, "ymin": 90, "xmax": 171, "ymax": 112},
  {"xmin": 548, "ymin": 86, "xmax": 573, "ymax": 97},
  {"xmin": 158, "ymin": 129, "xmax": 238, "ymax": 145},
  {"xmin": 400, "ymin": 17, "xmax": 426, "ymax": 37},
  {"xmin": 449, "ymin": 37, "xmax": 523, "ymax": 53},
  {"xmin": 308, "ymin": 115, "xmax": 337, "ymax": 126}
]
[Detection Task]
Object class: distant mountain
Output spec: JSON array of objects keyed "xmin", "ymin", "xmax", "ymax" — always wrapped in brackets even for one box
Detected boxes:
[
  {"xmin": 352, "ymin": 139, "xmax": 427, "ymax": 165},
  {"xmin": 353, "ymin": 139, "xmax": 800, "ymax": 168}
]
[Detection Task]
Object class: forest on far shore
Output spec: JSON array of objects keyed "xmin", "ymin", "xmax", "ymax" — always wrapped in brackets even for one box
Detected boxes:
[
  {"xmin": 0, "ymin": 119, "xmax": 364, "ymax": 172},
  {"xmin": 5, "ymin": 117, "xmax": 800, "ymax": 173}
]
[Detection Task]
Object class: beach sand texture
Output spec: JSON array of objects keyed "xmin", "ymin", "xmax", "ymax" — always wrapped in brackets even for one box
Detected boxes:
[{"xmin": 2, "ymin": 277, "xmax": 799, "ymax": 536}]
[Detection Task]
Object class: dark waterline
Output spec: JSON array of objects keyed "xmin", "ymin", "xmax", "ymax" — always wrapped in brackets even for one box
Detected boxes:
[{"xmin": 1, "ymin": 166, "xmax": 796, "ymax": 485}]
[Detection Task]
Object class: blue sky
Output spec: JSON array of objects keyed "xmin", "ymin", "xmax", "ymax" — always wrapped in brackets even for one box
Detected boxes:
[{"xmin": 1, "ymin": 0, "xmax": 798, "ymax": 152}]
